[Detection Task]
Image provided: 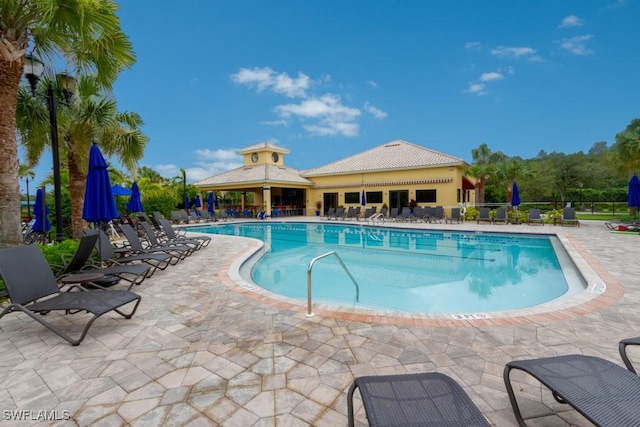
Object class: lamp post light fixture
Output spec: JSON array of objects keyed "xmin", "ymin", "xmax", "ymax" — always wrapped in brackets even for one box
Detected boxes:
[{"xmin": 23, "ymin": 54, "xmax": 77, "ymax": 243}]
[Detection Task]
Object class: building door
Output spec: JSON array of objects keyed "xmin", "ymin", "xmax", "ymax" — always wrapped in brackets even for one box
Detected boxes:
[
  {"xmin": 389, "ymin": 190, "xmax": 409, "ymax": 210},
  {"xmin": 323, "ymin": 192, "xmax": 338, "ymax": 214}
]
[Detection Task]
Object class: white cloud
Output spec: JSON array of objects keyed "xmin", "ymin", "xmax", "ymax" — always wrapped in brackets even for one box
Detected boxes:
[
  {"xmin": 465, "ymin": 41, "xmax": 482, "ymax": 50},
  {"xmin": 466, "ymin": 83, "xmax": 486, "ymax": 95},
  {"xmin": 560, "ymin": 35, "xmax": 594, "ymax": 55},
  {"xmin": 275, "ymin": 94, "xmax": 361, "ymax": 137},
  {"xmin": 560, "ymin": 15, "xmax": 584, "ymax": 27},
  {"xmin": 491, "ymin": 46, "xmax": 535, "ymax": 58},
  {"xmin": 364, "ymin": 102, "xmax": 388, "ymax": 119},
  {"xmin": 479, "ymin": 72, "xmax": 503, "ymax": 82},
  {"xmin": 367, "ymin": 80, "xmax": 378, "ymax": 88},
  {"xmin": 231, "ymin": 67, "xmax": 310, "ymax": 98},
  {"xmin": 260, "ymin": 120, "xmax": 288, "ymax": 126}
]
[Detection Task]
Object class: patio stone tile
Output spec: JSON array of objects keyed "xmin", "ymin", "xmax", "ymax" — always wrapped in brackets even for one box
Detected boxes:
[
  {"xmin": 222, "ymin": 407, "xmax": 259, "ymax": 426},
  {"xmin": 187, "ymin": 389, "xmax": 225, "ymax": 411},
  {"xmin": 205, "ymin": 397, "xmax": 240, "ymax": 424},
  {"xmin": 244, "ymin": 391, "xmax": 275, "ymax": 418},
  {"xmin": 129, "ymin": 406, "xmax": 168, "ymax": 427},
  {"xmin": 117, "ymin": 397, "xmax": 160, "ymax": 423}
]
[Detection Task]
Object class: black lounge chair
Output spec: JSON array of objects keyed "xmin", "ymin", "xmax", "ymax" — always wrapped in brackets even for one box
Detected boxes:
[
  {"xmin": 504, "ymin": 354, "xmax": 640, "ymax": 426},
  {"xmin": 619, "ymin": 337, "xmax": 640, "ymax": 374},
  {"xmin": 527, "ymin": 208, "xmax": 544, "ymax": 225},
  {"xmin": 347, "ymin": 372, "xmax": 489, "ymax": 427},
  {"xmin": 493, "ymin": 207, "xmax": 508, "ymax": 224},
  {"xmin": 0, "ymin": 244, "xmax": 141, "ymax": 346},
  {"xmin": 322, "ymin": 207, "xmax": 335, "ymax": 220},
  {"xmin": 94, "ymin": 229, "xmax": 172, "ymax": 272},
  {"xmin": 560, "ymin": 207, "xmax": 580, "ymax": 227},
  {"xmin": 158, "ymin": 218, "xmax": 211, "ymax": 249},
  {"xmin": 477, "ymin": 207, "xmax": 491, "ymax": 224},
  {"xmin": 118, "ymin": 223, "xmax": 190, "ymax": 262},
  {"xmin": 57, "ymin": 231, "xmax": 151, "ymax": 290},
  {"xmin": 447, "ymin": 207, "xmax": 462, "ymax": 223},
  {"xmin": 139, "ymin": 221, "xmax": 199, "ymax": 254}
]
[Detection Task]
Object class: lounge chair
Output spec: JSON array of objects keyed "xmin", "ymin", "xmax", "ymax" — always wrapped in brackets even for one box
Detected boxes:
[
  {"xmin": 345, "ymin": 207, "xmax": 356, "ymax": 220},
  {"xmin": 399, "ymin": 207, "xmax": 413, "ymax": 221},
  {"xmin": 387, "ymin": 207, "xmax": 399, "ymax": 221},
  {"xmin": 527, "ymin": 208, "xmax": 544, "ymax": 225},
  {"xmin": 347, "ymin": 372, "xmax": 489, "ymax": 427},
  {"xmin": 57, "ymin": 231, "xmax": 151, "ymax": 290},
  {"xmin": 119, "ymin": 223, "xmax": 191, "ymax": 262},
  {"xmin": 432, "ymin": 206, "xmax": 445, "ymax": 223},
  {"xmin": 158, "ymin": 218, "xmax": 211, "ymax": 249},
  {"xmin": 504, "ymin": 354, "xmax": 640, "ymax": 426},
  {"xmin": 493, "ymin": 207, "xmax": 508, "ymax": 224},
  {"xmin": 619, "ymin": 337, "xmax": 640, "ymax": 374},
  {"xmin": 447, "ymin": 207, "xmax": 462, "ymax": 223},
  {"xmin": 93, "ymin": 230, "xmax": 172, "ymax": 273},
  {"xmin": 322, "ymin": 207, "xmax": 335, "ymax": 220},
  {"xmin": 332, "ymin": 207, "xmax": 346, "ymax": 220},
  {"xmin": 361, "ymin": 208, "xmax": 374, "ymax": 221},
  {"xmin": 0, "ymin": 244, "xmax": 141, "ymax": 346},
  {"xmin": 477, "ymin": 207, "xmax": 491, "ymax": 223},
  {"xmin": 560, "ymin": 207, "xmax": 580, "ymax": 227},
  {"xmin": 139, "ymin": 221, "xmax": 200, "ymax": 255}
]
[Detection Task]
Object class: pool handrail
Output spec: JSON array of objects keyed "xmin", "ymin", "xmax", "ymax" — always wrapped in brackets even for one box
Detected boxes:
[{"xmin": 306, "ymin": 251, "xmax": 359, "ymax": 317}]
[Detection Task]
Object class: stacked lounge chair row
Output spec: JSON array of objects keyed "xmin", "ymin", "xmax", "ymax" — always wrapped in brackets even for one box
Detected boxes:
[{"xmin": 0, "ymin": 214, "xmax": 211, "ymax": 346}]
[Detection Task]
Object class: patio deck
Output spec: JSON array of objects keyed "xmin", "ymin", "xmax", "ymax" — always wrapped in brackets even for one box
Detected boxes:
[{"xmin": 0, "ymin": 218, "xmax": 638, "ymax": 426}]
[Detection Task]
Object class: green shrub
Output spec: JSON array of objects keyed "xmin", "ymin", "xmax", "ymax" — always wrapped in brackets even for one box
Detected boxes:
[{"xmin": 464, "ymin": 206, "xmax": 479, "ymax": 221}]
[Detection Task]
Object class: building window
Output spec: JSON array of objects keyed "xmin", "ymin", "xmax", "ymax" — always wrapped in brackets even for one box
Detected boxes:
[
  {"xmin": 366, "ymin": 191, "xmax": 383, "ymax": 203},
  {"xmin": 344, "ymin": 192, "xmax": 360, "ymax": 203},
  {"xmin": 416, "ymin": 189, "xmax": 436, "ymax": 203}
]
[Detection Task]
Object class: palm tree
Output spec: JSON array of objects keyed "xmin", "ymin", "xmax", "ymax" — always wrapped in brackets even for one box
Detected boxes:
[
  {"xmin": 0, "ymin": 0, "xmax": 134, "ymax": 245},
  {"xmin": 464, "ymin": 143, "xmax": 500, "ymax": 205},
  {"xmin": 496, "ymin": 159, "xmax": 534, "ymax": 204},
  {"xmin": 17, "ymin": 73, "xmax": 147, "ymax": 238}
]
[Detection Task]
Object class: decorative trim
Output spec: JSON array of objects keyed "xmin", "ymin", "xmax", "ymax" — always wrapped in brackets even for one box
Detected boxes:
[{"xmin": 312, "ymin": 177, "xmax": 453, "ymax": 190}]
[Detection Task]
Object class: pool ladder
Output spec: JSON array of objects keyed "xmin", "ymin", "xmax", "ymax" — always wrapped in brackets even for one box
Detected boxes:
[{"xmin": 306, "ymin": 251, "xmax": 359, "ymax": 318}]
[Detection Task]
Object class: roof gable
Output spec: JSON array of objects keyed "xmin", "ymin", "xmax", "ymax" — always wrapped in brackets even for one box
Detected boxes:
[{"xmin": 300, "ymin": 139, "xmax": 465, "ymax": 176}]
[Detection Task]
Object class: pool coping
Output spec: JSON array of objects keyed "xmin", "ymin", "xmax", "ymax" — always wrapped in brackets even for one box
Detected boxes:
[{"xmin": 205, "ymin": 221, "xmax": 623, "ymax": 327}]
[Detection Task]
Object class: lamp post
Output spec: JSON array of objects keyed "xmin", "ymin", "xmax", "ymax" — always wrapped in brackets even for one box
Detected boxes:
[
  {"xmin": 25, "ymin": 175, "xmax": 31, "ymax": 220},
  {"xmin": 579, "ymin": 182, "xmax": 584, "ymax": 211},
  {"xmin": 23, "ymin": 55, "xmax": 76, "ymax": 243}
]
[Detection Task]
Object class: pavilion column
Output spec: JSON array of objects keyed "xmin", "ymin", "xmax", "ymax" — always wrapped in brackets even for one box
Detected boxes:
[{"xmin": 262, "ymin": 185, "xmax": 272, "ymax": 216}]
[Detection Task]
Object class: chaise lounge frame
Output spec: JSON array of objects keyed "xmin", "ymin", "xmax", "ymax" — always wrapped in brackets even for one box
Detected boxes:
[
  {"xmin": 504, "ymin": 354, "xmax": 640, "ymax": 426},
  {"xmin": 0, "ymin": 244, "xmax": 141, "ymax": 346}
]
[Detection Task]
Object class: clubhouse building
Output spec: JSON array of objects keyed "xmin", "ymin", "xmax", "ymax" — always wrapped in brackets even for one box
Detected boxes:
[{"xmin": 194, "ymin": 139, "xmax": 475, "ymax": 216}]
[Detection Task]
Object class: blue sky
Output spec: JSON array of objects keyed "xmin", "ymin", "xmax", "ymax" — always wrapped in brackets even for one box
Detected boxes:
[{"xmin": 22, "ymin": 0, "xmax": 640, "ymax": 188}]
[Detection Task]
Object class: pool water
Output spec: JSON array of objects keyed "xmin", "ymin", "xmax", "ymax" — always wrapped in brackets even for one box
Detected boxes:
[{"xmin": 193, "ymin": 222, "xmax": 584, "ymax": 314}]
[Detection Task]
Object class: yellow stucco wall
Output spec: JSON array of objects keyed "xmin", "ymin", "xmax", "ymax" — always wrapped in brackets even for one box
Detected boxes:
[{"xmin": 304, "ymin": 166, "xmax": 474, "ymax": 216}]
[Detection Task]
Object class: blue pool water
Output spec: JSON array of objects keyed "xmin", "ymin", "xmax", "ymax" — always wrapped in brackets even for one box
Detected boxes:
[{"xmin": 192, "ymin": 222, "xmax": 583, "ymax": 314}]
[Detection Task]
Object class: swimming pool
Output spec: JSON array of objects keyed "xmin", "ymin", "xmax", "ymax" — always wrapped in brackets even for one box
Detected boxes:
[{"xmin": 192, "ymin": 222, "xmax": 585, "ymax": 314}]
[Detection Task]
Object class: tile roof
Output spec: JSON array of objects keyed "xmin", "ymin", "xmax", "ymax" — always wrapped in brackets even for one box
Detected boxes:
[
  {"xmin": 236, "ymin": 141, "xmax": 290, "ymax": 155},
  {"xmin": 195, "ymin": 164, "xmax": 312, "ymax": 187},
  {"xmin": 300, "ymin": 139, "xmax": 466, "ymax": 176}
]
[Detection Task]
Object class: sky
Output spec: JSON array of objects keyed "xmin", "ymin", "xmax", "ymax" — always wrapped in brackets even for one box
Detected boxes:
[{"xmin": 21, "ymin": 0, "xmax": 640, "ymax": 190}]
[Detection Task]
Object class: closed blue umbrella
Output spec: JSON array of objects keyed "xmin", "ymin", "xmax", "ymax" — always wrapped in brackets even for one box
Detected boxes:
[
  {"xmin": 195, "ymin": 195, "xmax": 202, "ymax": 208},
  {"xmin": 361, "ymin": 190, "xmax": 366, "ymax": 206},
  {"xmin": 511, "ymin": 182, "xmax": 521, "ymax": 207},
  {"xmin": 82, "ymin": 143, "xmax": 119, "ymax": 223},
  {"xmin": 512, "ymin": 182, "xmax": 521, "ymax": 224},
  {"xmin": 628, "ymin": 175, "xmax": 640, "ymax": 219},
  {"xmin": 126, "ymin": 181, "xmax": 143, "ymax": 212},
  {"xmin": 32, "ymin": 188, "xmax": 50, "ymax": 232},
  {"xmin": 207, "ymin": 192, "xmax": 214, "ymax": 214}
]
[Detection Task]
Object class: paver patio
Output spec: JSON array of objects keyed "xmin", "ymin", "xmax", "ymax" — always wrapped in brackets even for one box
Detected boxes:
[{"xmin": 0, "ymin": 218, "xmax": 638, "ymax": 426}]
